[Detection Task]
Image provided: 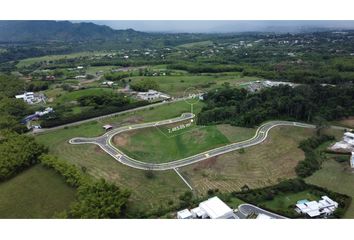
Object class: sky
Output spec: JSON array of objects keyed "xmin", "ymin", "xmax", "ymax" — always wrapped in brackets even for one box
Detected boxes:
[{"xmin": 83, "ymin": 20, "xmax": 354, "ymax": 33}]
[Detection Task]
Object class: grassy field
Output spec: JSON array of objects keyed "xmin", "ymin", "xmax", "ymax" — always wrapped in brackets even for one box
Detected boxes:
[
  {"xmin": 180, "ymin": 126, "xmax": 319, "ymax": 195},
  {"xmin": 113, "ymin": 120, "xmax": 256, "ymax": 163},
  {"xmin": 34, "ymin": 101, "xmax": 207, "ymax": 211},
  {"xmin": 261, "ymin": 190, "xmax": 319, "ymax": 213},
  {"xmin": 16, "ymin": 51, "xmax": 108, "ymax": 68},
  {"xmin": 0, "ymin": 165, "xmax": 76, "ymax": 218},
  {"xmin": 55, "ymin": 87, "xmax": 115, "ymax": 103},
  {"xmin": 177, "ymin": 40, "xmax": 214, "ymax": 48},
  {"xmin": 128, "ymin": 74, "xmax": 261, "ymax": 96},
  {"xmin": 306, "ymin": 158, "xmax": 354, "ymax": 218}
]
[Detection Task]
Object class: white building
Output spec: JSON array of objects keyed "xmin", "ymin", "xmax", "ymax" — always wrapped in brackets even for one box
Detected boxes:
[
  {"xmin": 177, "ymin": 209, "xmax": 193, "ymax": 219},
  {"xmin": 343, "ymin": 132, "xmax": 354, "ymax": 146},
  {"xmin": 15, "ymin": 92, "xmax": 35, "ymax": 104},
  {"xmin": 35, "ymin": 107, "xmax": 53, "ymax": 116},
  {"xmin": 137, "ymin": 90, "xmax": 170, "ymax": 101},
  {"xmin": 351, "ymin": 152, "xmax": 354, "ymax": 168},
  {"xmin": 295, "ymin": 196, "xmax": 338, "ymax": 218},
  {"xmin": 178, "ymin": 196, "xmax": 237, "ymax": 219}
]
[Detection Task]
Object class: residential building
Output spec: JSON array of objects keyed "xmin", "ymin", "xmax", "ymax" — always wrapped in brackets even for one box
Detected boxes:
[
  {"xmin": 295, "ymin": 196, "xmax": 338, "ymax": 218},
  {"xmin": 137, "ymin": 90, "xmax": 170, "ymax": 101},
  {"xmin": 15, "ymin": 92, "xmax": 35, "ymax": 104}
]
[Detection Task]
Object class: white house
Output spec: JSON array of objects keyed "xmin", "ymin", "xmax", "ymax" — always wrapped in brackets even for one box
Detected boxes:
[
  {"xmin": 15, "ymin": 92, "xmax": 35, "ymax": 104},
  {"xmin": 177, "ymin": 209, "xmax": 193, "ymax": 219},
  {"xmin": 295, "ymin": 196, "xmax": 338, "ymax": 218},
  {"xmin": 35, "ymin": 107, "xmax": 53, "ymax": 116},
  {"xmin": 137, "ymin": 90, "xmax": 170, "ymax": 101}
]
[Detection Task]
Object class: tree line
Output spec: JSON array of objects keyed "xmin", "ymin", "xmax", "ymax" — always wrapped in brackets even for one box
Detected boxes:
[{"xmin": 197, "ymin": 84, "xmax": 354, "ymax": 127}]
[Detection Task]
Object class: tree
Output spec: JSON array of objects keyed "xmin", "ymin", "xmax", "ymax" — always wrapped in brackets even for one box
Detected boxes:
[{"xmin": 68, "ymin": 179, "xmax": 131, "ymax": 219}]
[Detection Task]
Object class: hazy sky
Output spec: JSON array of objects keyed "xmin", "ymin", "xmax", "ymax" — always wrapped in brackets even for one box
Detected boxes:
[{"xmin": 83, "ymin": 20, "xmax": 354, "ymax": 33}]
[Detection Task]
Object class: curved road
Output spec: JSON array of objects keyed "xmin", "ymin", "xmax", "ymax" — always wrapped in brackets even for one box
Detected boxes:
[
  {"xmin": 69, "ymin": 113, "xmax": 320, "ymax": 171},
  {"xmin": 238, "ymin": 204, "xmax": 288, "ymax": 219}
]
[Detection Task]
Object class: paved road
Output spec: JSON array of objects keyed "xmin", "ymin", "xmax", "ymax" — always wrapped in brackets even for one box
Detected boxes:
[
  {"xmin": 32, "ymin": 96, "xmax": 192, "ymax": 134},
  {"xmin": 69, "ymin": 114, "xmax": 319, "ymax": 171},
  {"xmin": 238, "ymin": 203, "xmax": 288, "ymax": 219}
]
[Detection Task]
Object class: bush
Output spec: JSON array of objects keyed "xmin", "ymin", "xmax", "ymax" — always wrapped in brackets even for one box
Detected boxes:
[{"xmin": 39, "ymin": 154, "xmax": 89, "ymax": 187}]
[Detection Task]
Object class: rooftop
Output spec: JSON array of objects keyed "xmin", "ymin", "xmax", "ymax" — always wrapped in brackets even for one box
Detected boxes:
[{"xmin": 199, "ymin": 196, "xmax": 233, "ymax": 219}]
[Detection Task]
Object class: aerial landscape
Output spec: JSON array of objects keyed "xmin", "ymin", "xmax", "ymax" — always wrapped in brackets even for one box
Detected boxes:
[{"xmin": 1, "ymin": 20, "xmax": 354, "ymax": 219}]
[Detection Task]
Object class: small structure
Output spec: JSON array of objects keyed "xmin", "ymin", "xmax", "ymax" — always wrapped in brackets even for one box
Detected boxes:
[
  {"xmin": 137, "ymin": 90, "xmax": 170, "ymax": 101},
  {"xmin": 103, "ymin": 124, "xmax": 113, "ymax": 131},
  {"xmin": 75, "ymin": 75, "xmax": 86, "ymax": 79},
  {"xmin": 177, "ymin": 209, "xmax": 193, "ymax": 219},
  {"xmin": 35, "ymin": 107, "xmax": 54, "ymax": 116},
  {"xmin": 102, "ymin": 81, "xmax": 114, "ymax": 87},
  {"xmin": 15, "ymin": 92, "xmax": 35, "ymax": 104},
  {"xmin": 350, "ymin": 152, "xmax": 354, "ymax": 169},
  {"xmin": 295, "ymin": 196, "xmax": 338, "ymax": 218}
]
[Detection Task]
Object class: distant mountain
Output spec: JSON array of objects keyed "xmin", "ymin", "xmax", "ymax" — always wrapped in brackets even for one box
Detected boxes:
[{"xmin": 0, "ymin": 20, "xmax": 142, "ymax": 42}]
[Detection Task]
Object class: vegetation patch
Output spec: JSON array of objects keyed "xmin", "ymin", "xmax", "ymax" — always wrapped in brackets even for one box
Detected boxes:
[{"xmin": 0, "ymin": 164, "xmax": 76, "ymax": 218}]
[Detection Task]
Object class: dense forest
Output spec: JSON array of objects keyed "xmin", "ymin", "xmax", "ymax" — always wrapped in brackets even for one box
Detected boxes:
[{"xmin": 197, "ymin": 85, "xmax": 354, "ymax": 127}]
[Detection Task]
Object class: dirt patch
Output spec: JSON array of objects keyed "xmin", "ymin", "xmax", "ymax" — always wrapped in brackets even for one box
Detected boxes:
[
  {"xmin": 193, "ymin": 157, "xmax": 218, "ymax": 171},
  {"xmin": 189, "ymin": 129, "xmax": 206, "ymax": 144},
  {"xmin": 113, "ymin": 133, "xmax": 131, "ymax": 147},
  {"xmin": 94, "ymin": 145, "xmax": 104, "ymax": 153},
  {"xmin": 338, "ymin": 117, "xmax": 354, "ymax": 128}
]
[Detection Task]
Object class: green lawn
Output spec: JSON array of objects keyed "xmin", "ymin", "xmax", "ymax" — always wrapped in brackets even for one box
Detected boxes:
[
  {"xmin": 0, "ymin": 165, "xmax": 76, "ymax": 218},
  {"xmin": 128, "ymin": 74, "xmax": 261, "ymax": 97},
  {"xmin": 55, "ymin": 88, "xmax": 115, "ymax": 103},
  {"xmin": 113, "ymin": 121, "xmax": 231, "ymax": 163},
  {"xmin": 35, "ymin": 101, "xmax": 206, "ymax": 212},
  {"xmin": 306, "ymin": 159, "xmax": 354, "ymax": 218},
  {"xmin": 261, "ymin": 190, "xmax": 319, "ymax": 212}
]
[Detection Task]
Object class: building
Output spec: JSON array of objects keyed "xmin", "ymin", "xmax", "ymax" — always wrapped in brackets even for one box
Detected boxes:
[
  {"xmin": 295, "ymin": 196, "xmax": 338, "ymax": 218},
  {"xmin": 137, "ymin": 90, "xmax": 170, "ymax": 101},
  {"xmin": 177, "ymin": 209, "xmax": 193, "ymax": 219},
  {"xmin": 177, "ymin": 196, "xmax": 237, "ymax": 219},
  {"xmin": 35, "ymin": 107, "xmax": 54, "ymax": 116},
  {"xmin": 103, "ymin": 125, "xmax": 113, "ymax": 131},
  {"xmin": 15, "ymin": 92, "xmax": 35, "ymax": 104},
  {"xmin": 343, "ymin": 132, "xmax": 354, "ymax": 146},
  {"xmin": 351, "ymin": 152, "xmax": 354, "ymax": 168}
]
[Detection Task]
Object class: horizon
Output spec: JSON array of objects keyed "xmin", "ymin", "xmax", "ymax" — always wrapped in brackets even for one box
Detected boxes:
[{"xmin": 79, "ymin": 20, "xmax": 354, "ymax": 33}]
